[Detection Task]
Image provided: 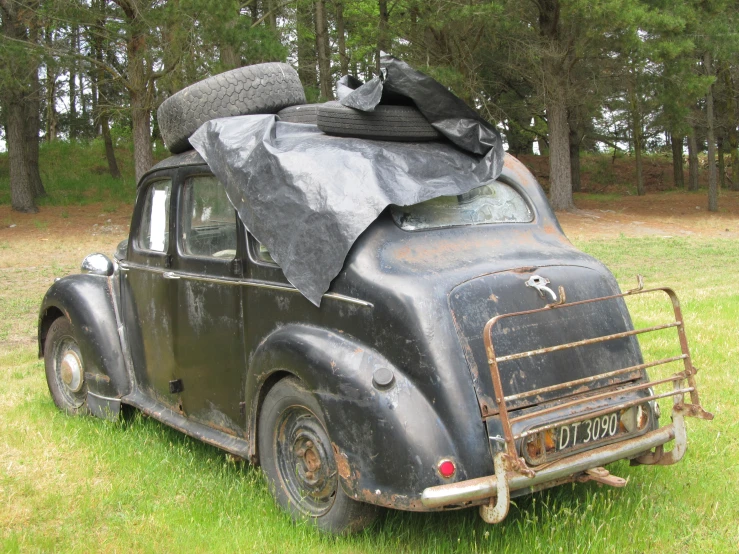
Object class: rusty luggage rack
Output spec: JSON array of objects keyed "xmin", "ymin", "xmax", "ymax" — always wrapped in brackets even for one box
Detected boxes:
[{"xmin": 421, "ymin": 276, "xmax": 713, "ymax": 524}]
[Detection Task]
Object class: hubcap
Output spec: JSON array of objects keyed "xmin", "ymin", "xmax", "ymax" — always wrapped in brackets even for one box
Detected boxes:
[
  {"xmin": 54, "ymin": 337, "xmax": 85, "ymax": 408},
  {"xmin": 276, "ymin": 407, "xmax": 338, "ymax": 516},
  {"xmin": 60, "ymin": 350, "xmax": 83, "ymax": 392}
]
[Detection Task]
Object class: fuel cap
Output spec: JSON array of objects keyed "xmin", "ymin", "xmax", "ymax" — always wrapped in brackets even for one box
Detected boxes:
[{"xmin": 372, "ymin": 367, "xmax": 395, "ymax": 390}]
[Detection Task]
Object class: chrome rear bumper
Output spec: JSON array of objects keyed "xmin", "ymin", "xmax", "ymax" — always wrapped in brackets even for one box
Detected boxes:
[
  {"xmin": 422, "ymin": 418, "xmax": 675, "ymax": 510},
  {"xmin": 422, "ymin": 402, "xmax": 710, "ymax": 523}
]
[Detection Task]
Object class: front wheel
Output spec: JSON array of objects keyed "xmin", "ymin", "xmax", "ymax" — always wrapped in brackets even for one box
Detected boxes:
[
  {"xmin": 258, "ymin": 377, "xmax": 378, "ymax": 534},
  {"xmin": 44, "ymin": 317, "xmax": 89, "ymax": 416}
]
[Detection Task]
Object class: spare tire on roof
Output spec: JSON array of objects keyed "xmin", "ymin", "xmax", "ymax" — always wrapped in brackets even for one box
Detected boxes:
[
  {"xmin": 157, "ymin": 62, "xmax": 306, "ymax": 154},
  {"xmin": 276, "ymin": 104, "xmax": 320, "ymax": 124},
  {"xmin": 316, "ymin": 101, "xmax": 440, "ymax": 142}
]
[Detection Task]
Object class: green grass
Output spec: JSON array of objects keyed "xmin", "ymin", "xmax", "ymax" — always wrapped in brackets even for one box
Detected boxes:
[
  {"xmin": 1, "ymin": 236, "xmax": 737, "ymax": 552},
  {"xmin": 0, "ymin": 139, "xmax": 168, "ymax": 207}
]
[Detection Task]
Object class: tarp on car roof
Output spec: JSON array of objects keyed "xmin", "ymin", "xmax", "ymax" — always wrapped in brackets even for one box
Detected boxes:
[{"xmin": 189, "ymin": 55, "xmax": 504, "ymax": 306}]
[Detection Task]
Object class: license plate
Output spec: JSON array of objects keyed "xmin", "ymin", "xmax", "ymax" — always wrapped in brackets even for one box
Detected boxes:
[
  {"xmin": 555, "ymin": 412, "xmax": 621, "ymax": 451},
  {"xmin": 523, "ymin": 405, "xmax": 649, "ymax": 464}
]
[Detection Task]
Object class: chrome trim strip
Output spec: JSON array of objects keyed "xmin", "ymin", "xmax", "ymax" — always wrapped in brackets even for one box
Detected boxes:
[{"xmin": 118, "ymin": 261, "xmax": 373, "ymax": 308}]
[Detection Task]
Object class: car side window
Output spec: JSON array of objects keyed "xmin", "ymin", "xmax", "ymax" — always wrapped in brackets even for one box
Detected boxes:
[
  {"xmin": 138, "ymin": 180, "xmax": 171, "ymax": 252},
  {"xmin": 181, "ymin": 175, "xmax": 237, "ymax": 259},
  {"xmin": 256, "ymin": 241, "xmax": 277, "ymax": 264}
]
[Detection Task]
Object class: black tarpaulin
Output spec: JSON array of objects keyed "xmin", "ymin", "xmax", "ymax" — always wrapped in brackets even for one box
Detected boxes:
[{"xmin": 189, "ymin": 58, "xmax": 504, "ymax": 306}]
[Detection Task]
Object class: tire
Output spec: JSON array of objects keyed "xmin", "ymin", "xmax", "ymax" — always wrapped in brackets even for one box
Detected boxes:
[
  {"xmin": 277, "ymin": 104, "xmax": 320, "ymax": 124},
  {"xmin": 258, "ymin": 377, "xmax": 378, "ymax": 534},
  {"xmin": 157, "ymin": 63, "xmax": 306, "ymax": 154},
  {"xmin": 44, "ymin": 317, "xmax": 89, "ymax": 416},
  {"xmin": 316, "ymin": 101, "xmax": 440, "ymax": 141}
]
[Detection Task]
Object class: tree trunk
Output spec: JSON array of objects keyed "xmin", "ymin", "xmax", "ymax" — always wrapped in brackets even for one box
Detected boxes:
[
  {"xmin": 705, "ymin": 52, "xmax": 717, "ymax": 212},
  {"xmin": 101, "ymin": 113, "xmax": 121, "ymax": 179},
  {"xmin": 2, "ymin": 0, "xmax": 40, "ymax": 211},
  {"xmin": 547, "ymin": 97, "xmax": 574, "ymax": 210},
  {"xmin": 315, "ymin": 0, "xmax": 333, "ymax": 100},
  {"xmin": 336, "ymin": 1, "xmax": 348, "ymax": 75},
  {"xmin": 69, "ymin": 24, "xmax": 78, "ymax": 140},
  {"xmin": 688, "ymin": 127, "xmax": 699, "ymax": 191},
  {"xmin": 633, "ymin": 114, "xmax": 644, "ymax": 196},
  {"xmin": 569, "ymin": 128, "xmax": 581, "ymax": 193},
  {"xmin": 538, "ymin": 0, "xmax": 572, "ymax": 209},
  {"xmin": 377, "ymin": 0, "xmax": 389, "ymax": 73},
  {"xmin": 25, "ymin": 15, "xmax": 45, "ymax": 197},
  {"xmin": 92, "ymin": 0, "xmax": 119, "ymax": 178},
  {"xmin": 718, "ymin": 136, "xmax": 725, "ymax": 190},
  {"xmin": 297, "ymin": 0, "xmax": 317, "ymax": 97},
  {"xmin": 125, "ymin": 15, "xmax": 153, "ymax": 182},
  {"xmin": 634, "ymin": 136, "xmax": 644, "ymax": 196},
  {"xmin": 44, "ymin": 24, "xmax": 58, "ymax": 142},
  {"xmin": 628, "ymin": 70, "xmax": 645, "ymax": 196},
  {"xmin": 79, "ymin": 72, "xmax": 87, "ymax": 134},
  {"xmin": 7, "ymin": 100, "xmax": 38, "ymax": 213},
  {"xmin": 266, "ymin": 0, "xmax": 278, "ymax": 33},
  {"xmin": 670, "ymin": 133, "xmax": 684, "ymax": 188},
  {"xmin": 131, "ymin": 96, "xmax": 152, "ymax": 183},
  {"xmin": 722, "ymin": 63, "xmax": 739, "ymax": 191},
  {"xmin": 567, "ymin": 104, "xmax": 583, "ymax": 192},
  {"xmin": 219, "ymin": 2, "xmax": 241, "ymax": 70},
  {"xmin": 90, "ymin": 33, "xmax": 100, "ymax": 137}
]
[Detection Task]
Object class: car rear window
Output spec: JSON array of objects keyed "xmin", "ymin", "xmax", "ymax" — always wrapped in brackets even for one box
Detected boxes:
[{"xmin": 390, "ymin": 181, "xmax": 532, "ymax": 231}]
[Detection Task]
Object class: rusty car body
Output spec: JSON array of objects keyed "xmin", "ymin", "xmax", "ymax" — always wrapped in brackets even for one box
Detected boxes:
[{"xmin": 38, "ymin": 149, "xmax": 712, "ymax": 532}]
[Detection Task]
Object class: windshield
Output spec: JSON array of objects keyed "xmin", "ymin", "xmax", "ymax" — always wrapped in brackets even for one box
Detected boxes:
[{"xmin": 391, "ymin": 181, "xmax": 533, "ymax": 231}]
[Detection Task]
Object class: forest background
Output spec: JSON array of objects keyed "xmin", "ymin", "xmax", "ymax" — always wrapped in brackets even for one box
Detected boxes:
[{"xmin": 1, "ymin": 0, "xmax": 739, "ymax": 214}]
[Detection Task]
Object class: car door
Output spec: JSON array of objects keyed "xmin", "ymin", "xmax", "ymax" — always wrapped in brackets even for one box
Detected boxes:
[
  {"xmin": 171, "ymin": 171, "xmax": 246, "ymax": 434},
  {"xmin": 120, "ymin": 175, "xmax": 180, "ymax": 409}
]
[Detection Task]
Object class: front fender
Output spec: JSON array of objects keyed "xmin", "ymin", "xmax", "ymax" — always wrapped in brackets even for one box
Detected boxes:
[
  {"xmin": 38, "ymin": 274, "xmax": 130, "ymax": 401},
  {"xmin": 246, "ymin": 324, "xmax": 482, "ymax": 510}
]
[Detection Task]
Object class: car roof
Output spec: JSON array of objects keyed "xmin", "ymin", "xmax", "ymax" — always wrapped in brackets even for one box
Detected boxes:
[{"xmin": 139, "ymin": 149, "xmax": 206, "ymax": 186}]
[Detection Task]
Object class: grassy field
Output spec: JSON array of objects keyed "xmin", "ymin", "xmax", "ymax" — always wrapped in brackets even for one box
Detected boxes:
[{"xmin": 1, "ymin": 221, "xmax": 737, "ymax": 552}]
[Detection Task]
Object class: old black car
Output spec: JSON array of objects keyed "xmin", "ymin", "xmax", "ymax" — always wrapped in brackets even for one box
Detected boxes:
[
  {"xmin": 38, "ymin": 149, "xmax": 713, "ymax": 533},
  {"xmin": 38, "ymin": 62, "xmax": 712, "ymax": 534}
]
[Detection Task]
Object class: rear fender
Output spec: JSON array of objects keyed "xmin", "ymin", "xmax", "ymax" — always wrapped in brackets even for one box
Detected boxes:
[
  {"xmin": 246, "ymin": 324, "xmax": 470, "ymax": 510},
  {"xmin": 38, "ymin": 275, "xmax": 131, "ymax": 406}
]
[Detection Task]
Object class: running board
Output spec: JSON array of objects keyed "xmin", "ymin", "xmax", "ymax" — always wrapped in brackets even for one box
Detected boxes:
[{"xmin": 123, "ymin": 389, "xmax": 251, "ymax": 460}]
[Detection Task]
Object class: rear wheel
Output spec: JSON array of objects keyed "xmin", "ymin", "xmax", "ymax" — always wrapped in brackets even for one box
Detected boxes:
[
  {"xmin": 258, "ymin": 377, "xmax": 378, "ymax": 534},
  {"xmin": 44, "ymin": 317, "xmax": 89, "ymax": 416}
]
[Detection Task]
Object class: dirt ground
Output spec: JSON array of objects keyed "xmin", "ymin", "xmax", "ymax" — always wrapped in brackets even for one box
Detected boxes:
[{"xmin": 559, "ymin": 190, "xmax": 739, "ymax": 241}]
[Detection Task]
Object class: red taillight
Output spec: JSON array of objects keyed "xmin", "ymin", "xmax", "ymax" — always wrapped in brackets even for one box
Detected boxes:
[{"xmin": 438, "ymin": 459, "xmax": 456, "ymax": 478}]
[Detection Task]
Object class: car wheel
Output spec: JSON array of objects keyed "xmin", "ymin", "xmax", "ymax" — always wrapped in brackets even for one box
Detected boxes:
[
  {"xmin": 157, "ymin": 62, "xmax": 306, "ymax": 154},
  {"xmin": 44, "ymin": 317, "xmax": 89, "ymax": 416},
  {"xmin": 316, "ymin": 101, "xmax": 440, "ymax": 141},
  {"xmin": 258, "ymin": 377, "xmax": 378, "ymax": 534},
  {"xmin": 277, "ymin": 104, "xmax": 321, "ymax": 125}
]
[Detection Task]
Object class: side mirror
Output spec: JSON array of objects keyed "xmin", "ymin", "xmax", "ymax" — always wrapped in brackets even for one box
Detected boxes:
[{"xmin": 81, "ymin": 253, "xmax": 115, "ymax": 277}]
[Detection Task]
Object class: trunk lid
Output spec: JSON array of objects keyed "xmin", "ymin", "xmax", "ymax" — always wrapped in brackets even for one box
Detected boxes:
[{"xmin": 449, "ymin": 265, "xmax": 643, "ymax": 414}]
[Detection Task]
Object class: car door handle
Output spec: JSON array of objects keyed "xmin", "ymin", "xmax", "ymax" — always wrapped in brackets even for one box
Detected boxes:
[{"xmin": 162, "ymin": 271, "xmax": 181, "ymax": 280}]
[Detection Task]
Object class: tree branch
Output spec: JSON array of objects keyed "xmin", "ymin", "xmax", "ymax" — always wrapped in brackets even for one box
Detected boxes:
[{"xmin": 0, "ymin": 32, "xmax": 131, "ymax": 92}]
